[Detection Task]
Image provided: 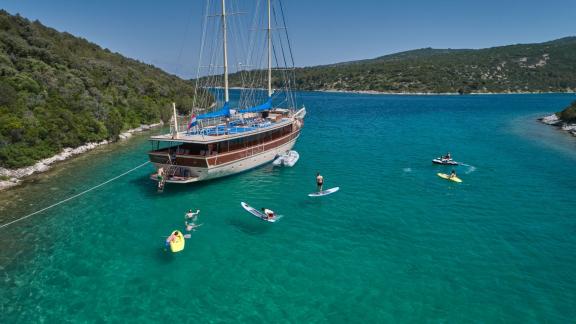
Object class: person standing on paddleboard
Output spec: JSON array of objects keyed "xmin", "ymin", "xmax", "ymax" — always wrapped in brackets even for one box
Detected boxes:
[{"xmin": 316, "ymin": 172, "xmax": 324, "ymax": 192}]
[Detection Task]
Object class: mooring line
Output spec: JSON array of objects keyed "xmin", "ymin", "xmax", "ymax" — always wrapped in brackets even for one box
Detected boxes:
[{"xmin": 0, "ymin": 161, "xmax": 150, "ymax": 230}]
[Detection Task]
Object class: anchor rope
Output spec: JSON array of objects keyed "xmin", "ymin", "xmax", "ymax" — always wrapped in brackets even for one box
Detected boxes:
[{"xmin": 0, "ymin": 161, "xmax": 150, "ymax": 230}]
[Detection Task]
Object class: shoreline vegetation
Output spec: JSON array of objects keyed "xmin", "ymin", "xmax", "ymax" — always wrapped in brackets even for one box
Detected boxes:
[
  {"xmin": 0, "ymin": 122, "xmax": 161, "ymax": 191},
  {"xmin": 539, "ymin": 101, "xmax": 576, "ymax": 137},
  {"xmin": 0, "ymin": 11, "xmax": 208, "ymax": 172}
]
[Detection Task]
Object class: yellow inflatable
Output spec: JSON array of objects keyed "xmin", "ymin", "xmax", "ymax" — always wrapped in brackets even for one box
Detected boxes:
[
  {"xmin": 437, "ymin": 173, "xmax": 463, "ymax": 183},
  {"xmin": 169, "ymin": 230, "xmax": 185, "ymax": 253}
]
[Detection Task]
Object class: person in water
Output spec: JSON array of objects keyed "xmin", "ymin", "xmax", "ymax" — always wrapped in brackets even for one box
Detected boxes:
[
  {"xmin": 316, "ymin": 172, "xmax": 324, "ymax": 192},
  {"xmin": 261, "ymin": 208, "xmax": 275, "ymax": 220},
  {"xmin": 157, "ymin": 167, "xmax": 165, "ymax": 190},
  {"xmin": 184, "ymin": 209, "xmax": 200, "ymax": 231},
  {"xmin": 185, "ymin": 221, "xmax": 200, "ymax": 232},
  {"xmin": 449, "ymin": 169, "xmax": 457, "ymax": 179},
  {"xmin": 185, "ymin": 209, "xmax": 200, "ymax": 221}
]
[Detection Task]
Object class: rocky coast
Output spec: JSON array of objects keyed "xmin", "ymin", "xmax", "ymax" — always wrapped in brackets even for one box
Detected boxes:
[
  {"xmin": 0, "ymin": 122, "xmax": 162, "ymax": 191},
  {"xmin": 539, "ymin": 114, "xmax": 576, "ymax": 137}
]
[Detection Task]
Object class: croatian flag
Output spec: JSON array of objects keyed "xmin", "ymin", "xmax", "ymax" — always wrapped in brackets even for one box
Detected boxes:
[{"xmin": 188, "ymin": 114, "xmax": 197, "ymax": 129}]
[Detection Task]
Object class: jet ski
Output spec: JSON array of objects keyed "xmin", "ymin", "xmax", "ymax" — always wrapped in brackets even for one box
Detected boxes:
[{"xmin": 432, "ymin": 157, "xmax": 459, "ymax": 165}]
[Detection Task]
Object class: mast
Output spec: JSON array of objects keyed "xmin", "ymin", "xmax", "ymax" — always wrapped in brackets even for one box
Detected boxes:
[
  {"xmin": 222, "ymin": 0, "xmax": 229, "ymax": 103},
  {"xmin": 267, "ymin": 0, "xmax": 272, "ymax": 98},
  {"xmin": 172, "ymin": 102, "xmax": 179, "ymax": 139}
]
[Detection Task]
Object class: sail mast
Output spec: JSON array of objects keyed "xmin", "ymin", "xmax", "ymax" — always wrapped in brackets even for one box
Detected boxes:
[
  {"xmin": 222, "ymin": 0, "xmax": 229, "ymax": 103},
  {"xmin": 267, "ymin": 0, "xmax": 272, "ymax": 98},
  {"xmin": 172, "ymin": 102, "xmax": 179, "ymax": 139}
]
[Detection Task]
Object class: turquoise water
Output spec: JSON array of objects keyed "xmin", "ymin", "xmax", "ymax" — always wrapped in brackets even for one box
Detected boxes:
[{"xmin": 1, "ymin": 92, "xmax": 576, "ymax": 322}]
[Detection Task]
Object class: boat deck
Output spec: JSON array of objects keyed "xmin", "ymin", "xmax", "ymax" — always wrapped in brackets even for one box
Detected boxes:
[{"xmin": 150, "ymin": 118, "xmax": 292, "ymax": 144}]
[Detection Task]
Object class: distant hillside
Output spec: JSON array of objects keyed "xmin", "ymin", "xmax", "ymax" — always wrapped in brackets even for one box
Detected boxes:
[
  {"xmin": 0, "ymin": 10, "xmax": 205, "ymax": 168},
  {"xmin": 299, "ymin": 37, "xmax": 576, "ymax": 93},
  {"xmin": 226, "ymin": 37, "xmax": 576, "ymax": 94}
]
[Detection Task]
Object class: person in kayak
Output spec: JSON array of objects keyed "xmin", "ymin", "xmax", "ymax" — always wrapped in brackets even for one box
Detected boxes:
[
  {"xmin": 261, "ymin": 208, "xmax": 275, "ymax": 220},
  {"xmin": 166, "ymin": 231, "xmax": 179, "ymax": 246},
  {"xmin": 449, "ymin": 169, "xmax": 457, "ymax": 179},
  {"xmin": 316, "ymin": 172, "xmax": 324, "ymax": 192}
]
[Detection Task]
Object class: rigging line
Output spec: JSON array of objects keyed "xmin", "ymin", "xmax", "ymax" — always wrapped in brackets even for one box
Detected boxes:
[
  {"xmin": 278, "ymin": 0, "xmax": 299, "ymax": 107},
  {"xmin": 278, "ymin": 0, "xmax": 295, "ymax": 68},
  {"xmin": 174, "ymin": 4, "xmax": 196, "ymax": 78},
  {"xmin": 0, "ymin": 161, "xmax": 151, "ymax": 230},
  {"xmin": 193, "ymin": 0, "xmax": 212, "ymax": 111}
]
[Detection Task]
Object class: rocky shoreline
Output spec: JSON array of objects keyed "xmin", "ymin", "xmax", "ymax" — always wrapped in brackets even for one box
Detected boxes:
[
  {"xmin": 538, "ymin": 114, "xmax": 576, "ymax": 137},
  {"xmin": 0, "ymin": 122, "xmax": 162, "ymax": 191}
]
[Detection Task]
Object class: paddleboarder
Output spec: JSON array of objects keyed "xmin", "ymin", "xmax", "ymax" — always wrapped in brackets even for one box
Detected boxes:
[
  {"xmin": 261, "ymin": 208, "xmax": 275, "ymax": 220},
  {"xmin": 316, "ymin": 172, "xmax": 324, "ymax": 192}
]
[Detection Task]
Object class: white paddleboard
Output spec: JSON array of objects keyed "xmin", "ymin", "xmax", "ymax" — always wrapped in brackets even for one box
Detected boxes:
[
  {"xmin": 308, "ymin": 187, "xmax": 340, "ymax": 197},
  {"xmin": 241, "ymin": 202, "xmax": 278, "ymax": 223}
]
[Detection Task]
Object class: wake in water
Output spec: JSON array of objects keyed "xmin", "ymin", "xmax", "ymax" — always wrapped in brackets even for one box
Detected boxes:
[{"xmin": 459, "ymin": 163, "xmax": 477, "ymax": 174}]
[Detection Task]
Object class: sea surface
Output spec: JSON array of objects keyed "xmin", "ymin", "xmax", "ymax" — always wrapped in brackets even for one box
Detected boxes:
[{"xmin": 1, "ymin": 92, "xmax": 575, "ymax": 322}]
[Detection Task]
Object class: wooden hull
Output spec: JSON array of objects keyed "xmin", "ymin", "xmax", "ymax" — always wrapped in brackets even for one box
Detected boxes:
[{"xmin": 149, "ymin": 131, "xmax": 300, "ymax": 183}]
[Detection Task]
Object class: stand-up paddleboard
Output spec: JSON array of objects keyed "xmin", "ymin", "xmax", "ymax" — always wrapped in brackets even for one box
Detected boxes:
[
  {"xmin": 437, "ymin": 173, "xmax": 462, "ymax": 183},
  {"xmin": 168, "ymin": 230, "xmax": 185, "ymax": 252},
  {"xmin": 308, "ymin": 187, "xmax": 340, "ymax": 197},
  {"xmin": 241, "ymin": 202, "xmax": 278, "ymax": 223}
]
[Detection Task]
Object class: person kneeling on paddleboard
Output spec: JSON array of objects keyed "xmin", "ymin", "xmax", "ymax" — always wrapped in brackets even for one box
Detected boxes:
[
  {"xmin": 449, "ymin": 169, "xmax": 457, "ymax": 179},
  {"xmin": 261, "ymin": 208, "xmax": 275, "ymax": 220},
  {"xmin": 316, "ymin": 172, "xmax": 324, "ymax": 192}
]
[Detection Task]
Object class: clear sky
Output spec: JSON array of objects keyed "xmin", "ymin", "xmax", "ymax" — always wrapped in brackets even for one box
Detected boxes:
[{"xmin": 1, "ymin": 0, "xmax": 574, "ymax": 78}]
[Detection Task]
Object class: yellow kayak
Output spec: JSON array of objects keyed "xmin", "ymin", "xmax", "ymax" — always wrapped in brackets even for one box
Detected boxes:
[
  {"xmin": 437, "ymin": 173, "xmax": 462, "ymax": 183},
  {"xmin": 169, "ymin": 230, "xmax": 185, "ymax": 253}
]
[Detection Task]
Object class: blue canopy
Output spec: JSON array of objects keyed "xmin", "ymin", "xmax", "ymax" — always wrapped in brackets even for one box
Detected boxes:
[
  {"xmin": 238, "ymin": 98, "xmax": 272, "ymax": 114},
  {"xmin": 197, "ymin": 102, "xmax": 230, "ymax": 120}
]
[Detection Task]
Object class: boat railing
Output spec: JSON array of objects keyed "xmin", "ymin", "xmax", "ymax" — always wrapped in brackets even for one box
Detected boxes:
[{"xmin": 186, "ymin": 118, "xmax": 277, "ymax": 137}]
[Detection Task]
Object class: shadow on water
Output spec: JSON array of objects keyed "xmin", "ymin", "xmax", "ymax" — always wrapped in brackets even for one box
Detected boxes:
[
  {"xmin": 132, "ymin": 161, "xmax": 281, "ymax": 197},
  {"xmin": 154, "ymin": 245, "xmax": 177, "ymax": 265},
  {"xmin": 225, "ymin": 218, "xmax": 270, "ymax": 235},
  {"xmin": 297, "ymin": 197, "xmax": 326, "ymax": 209}
]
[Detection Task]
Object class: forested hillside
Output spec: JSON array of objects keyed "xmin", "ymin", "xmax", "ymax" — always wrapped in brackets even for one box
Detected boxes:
[
  {"xmin": 227, "ymin": 37, "xmax": 576, "ymax": 94},
  {"xmin": 294, "ymin": 37, "xmax": 576, "ymax": 93},
  {"xmin": 0, "ymin": 10, "xmax": 204, "ymax": 168}
]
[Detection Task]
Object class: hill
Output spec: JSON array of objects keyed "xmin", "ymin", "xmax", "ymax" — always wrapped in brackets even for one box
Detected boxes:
[
  {"xmin": 225, "ymin": 37, "xmax": 576, "ymax": 94},
  {"xmin": 293, "ymin": 37, "xmax": 576, "ymax": 93},
  {"xmin": 0, "ymin": 10, "xmax": 205, "ymax": 168}
]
